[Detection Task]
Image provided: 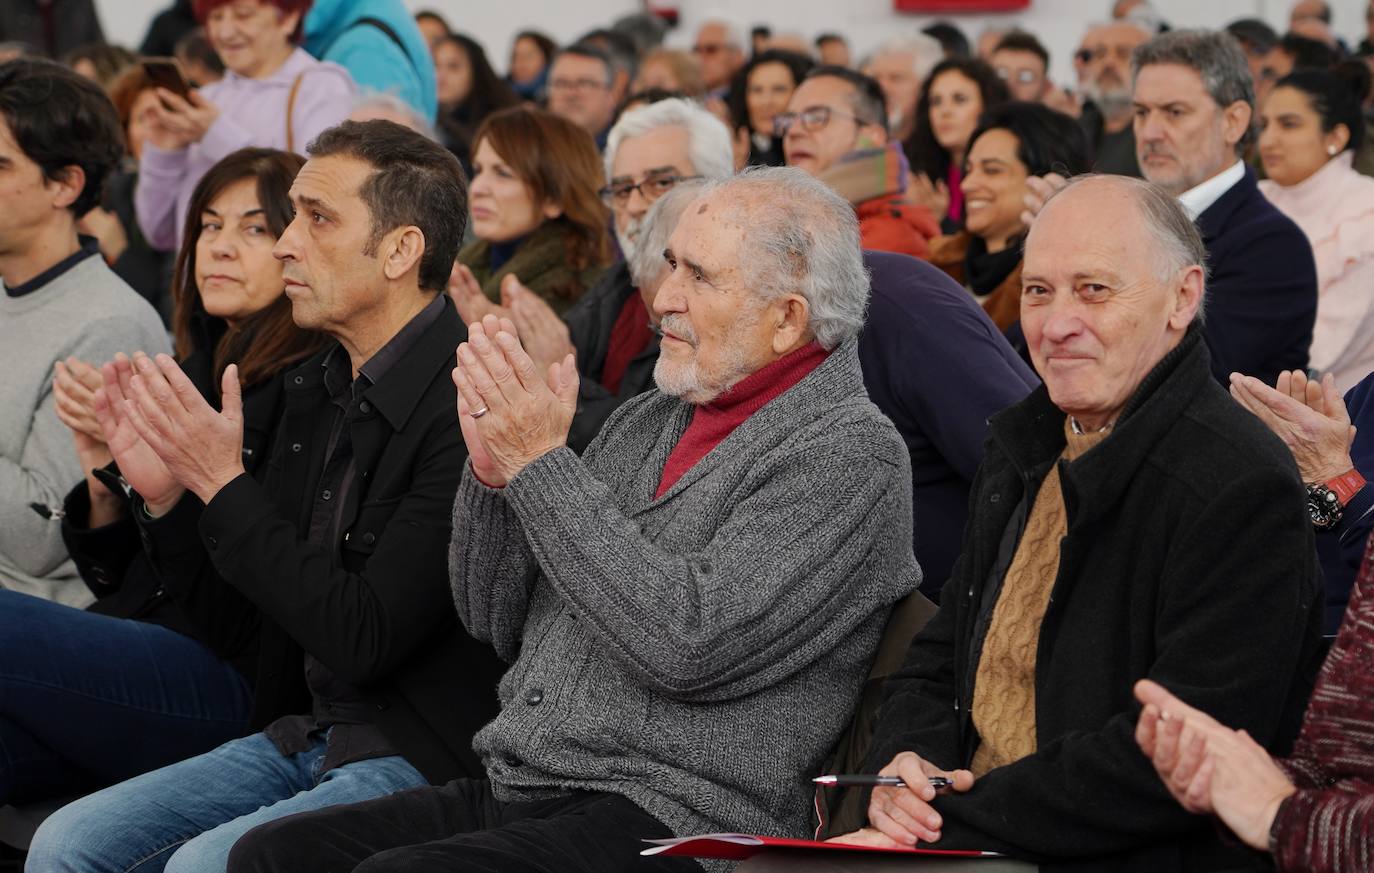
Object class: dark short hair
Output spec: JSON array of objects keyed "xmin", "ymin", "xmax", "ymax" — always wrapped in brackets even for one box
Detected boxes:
[
  {"xmin": 815, "ymin": 33, "xmax": 846, "ymax": 48},
  {"xmin": 554, "ymin": 42, "xmax": 615, "ymax": 87},
  {"xmin": 804, "ymin": 64, "xmax": 888, "ymax": 133},
  {"xmin": 577, "ymin": 28, "xmax": 639, "ymax": 80},
  {"xmin": 993, "ymin": 30, "xmax": 1050, "ymax": 70},
  {"xmin": 966, "ymin": 102, "xmax": 1092, "ymax": 178},
  {"xmin": 306, "ymin": 120, "xmax": 468, "ymax": 293},
  {"xmin": 0, "ymin": 58, "xmax": 123, "ymax": 217},
  {"xmin": 1280, "ymin": 32, "xmax": 1339, "ymax": 70},
  {"xmin": 922, "ymin": 22, "xmax": 971, "ymax": 58},
  {"xmin": 1273, "ymin": 62, "xmax": 1372, "ymax": 154},
  {"xmin": 1225, "ymin": 18, "xmax": 1280, "ymax": 55}
]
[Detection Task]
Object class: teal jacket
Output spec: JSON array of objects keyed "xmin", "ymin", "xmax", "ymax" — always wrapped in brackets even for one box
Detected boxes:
[{"xmin": 304, "ymin": 0, "xmax": 436, "ymax": 119}]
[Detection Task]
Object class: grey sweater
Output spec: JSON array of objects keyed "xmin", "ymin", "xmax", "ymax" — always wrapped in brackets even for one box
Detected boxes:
[
  {"xmin": 451, "ymin": 339, "xmax": 922, "ymax": 853},
  {"xmin": 0, "ymin": 253, "xmax": 170, "ymax": 605}
]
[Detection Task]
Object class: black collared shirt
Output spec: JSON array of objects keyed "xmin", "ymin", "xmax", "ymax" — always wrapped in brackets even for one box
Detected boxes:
[
  {"xmin": 4, "ymin": 236, "xmax": 101, "ymax": 298},
  {"xmin": 264, "ymin": 293, "xmax": 447, "ymax": 773}
]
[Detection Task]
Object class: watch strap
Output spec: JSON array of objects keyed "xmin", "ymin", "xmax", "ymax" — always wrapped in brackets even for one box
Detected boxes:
[{"xmin": 1325, "ymin": 469, "xmax": 1367, "ymax": 506}]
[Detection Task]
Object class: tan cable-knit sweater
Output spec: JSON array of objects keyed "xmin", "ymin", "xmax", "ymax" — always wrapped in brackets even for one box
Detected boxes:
[{"xmin": 970, "ymin": 420, "xmax": 1107, "ymax": 776}]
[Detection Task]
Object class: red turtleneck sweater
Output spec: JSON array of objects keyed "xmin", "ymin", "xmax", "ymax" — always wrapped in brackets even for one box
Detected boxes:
[{"xmin": 655, "ymin": 341, "xmax": 828, "ymax": 499}]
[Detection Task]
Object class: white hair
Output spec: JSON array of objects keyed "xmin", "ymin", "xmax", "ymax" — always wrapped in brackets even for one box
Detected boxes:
[
  {"xmin": 696, "ymin": 14, "xmax": 745, "ymax": 50},
  {"xmin": 691, "ymin": 167, "xmax": 870, "ymax": 349},
  {"xmin": 347, "ymin": 91, "xmax": 437, "ymax": 141},
  {"xmin": 629, "ymin": 180, "xmax": 707, "ymax": 287},
  {"xmin": 604, "ymin": 98, "xmax": 734, "ymax": 183},
  {"xmin": 870, "ymin": 32, "xmax": 944, "ymax": 82}
]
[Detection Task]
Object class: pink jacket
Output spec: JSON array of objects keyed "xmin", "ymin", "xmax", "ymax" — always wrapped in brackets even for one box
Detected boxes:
[{"xmin": 1260, "ymin": 153, "xmax": 1374, "ymax": 393}]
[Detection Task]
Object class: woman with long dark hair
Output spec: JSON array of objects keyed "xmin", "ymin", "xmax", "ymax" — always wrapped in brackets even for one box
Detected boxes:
[
  {"xmin": 0, "ymin": 148, "xmax": 325, "ymax": 806},
  {"xmin": 433, "ymin": 32, "xmax": 521, "ymax": 171},
  {"xmin": 906, "ymin": 57, "xmax": 1009, "ymax": 231}
]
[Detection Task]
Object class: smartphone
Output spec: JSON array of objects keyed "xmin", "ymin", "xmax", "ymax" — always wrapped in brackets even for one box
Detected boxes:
[{"xmin": 141, "ymin": 57, "xmax": 191, "ymax": 104}]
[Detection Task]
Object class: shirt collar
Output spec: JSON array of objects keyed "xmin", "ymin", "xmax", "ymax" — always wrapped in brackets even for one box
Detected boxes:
[{"xmin": 1177, "ymin": 160, "xmax": 1245, "ymax": 220}]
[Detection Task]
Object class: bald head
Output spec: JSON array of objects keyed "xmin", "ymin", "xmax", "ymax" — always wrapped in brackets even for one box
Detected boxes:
[{"xmin": 1022, "ymin": 175, "xmax": 1206, "ymax": 428}]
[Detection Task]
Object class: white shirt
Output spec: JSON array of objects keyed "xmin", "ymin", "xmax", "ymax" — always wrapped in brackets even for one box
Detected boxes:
[{"xmin": 1177, "ymin": 160, "xmax": 1246, "ymax": 220}]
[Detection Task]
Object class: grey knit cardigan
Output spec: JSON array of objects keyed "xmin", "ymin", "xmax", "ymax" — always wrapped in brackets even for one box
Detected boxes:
[{"xmin": 450, "ymin": 338, "xmax": 922, "ymax": 851}]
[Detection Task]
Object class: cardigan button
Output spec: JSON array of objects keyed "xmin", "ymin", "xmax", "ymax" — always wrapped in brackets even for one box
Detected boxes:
[
  {"xmin": 524, "ymin": 688, "xmax": 544, "ymax": 706},
  {"xmin": 293, "ymin": 375, "xmax": 304, "ymax": 385},
  {"xmin": 362, "ymin": 532, "xmax": 376, "ymax": 546},
  {"xmin": 291, "ymin": 442, "xmax": 302, "ymax": 453},
  {"xmin": 360, "ymin": 400, "xmax": 372, "ymax": 414}
]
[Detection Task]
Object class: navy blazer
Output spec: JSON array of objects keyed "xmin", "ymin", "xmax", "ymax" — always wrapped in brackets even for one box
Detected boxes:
[{"xmin": 1195, "ymin": 166, "xmax": 1317, "ymax": 388}]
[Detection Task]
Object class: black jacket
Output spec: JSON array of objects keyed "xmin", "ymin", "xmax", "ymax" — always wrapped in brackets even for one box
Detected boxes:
[
  {"xmin": 867, "ymin": 327, "xmax": 1324, "ymax": 871},
  {"xmin": 1197, "ymin": 166, "xmax": 1317, "ymax": 388},
  {"xmin": 135, "ymin": 297, "xmax": 504, "ymax": 783},
  {"xmin": 562, "ymin": 262, "xmax": 660, "ymax": 453},
  {"xmin": 63, "ymin": 322, "xmax": 284, "ymax": 688}
]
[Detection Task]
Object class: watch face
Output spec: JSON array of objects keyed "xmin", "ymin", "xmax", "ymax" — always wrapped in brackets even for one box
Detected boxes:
[{"xmin": 1308, "ymin": 483, "xmax": 1344, "ymax": 530}]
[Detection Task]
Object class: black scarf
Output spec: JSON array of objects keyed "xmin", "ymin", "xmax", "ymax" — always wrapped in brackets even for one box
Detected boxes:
[{"xmin": 963, "ymin": 233, "xmax": 1024, "ymax": 296}]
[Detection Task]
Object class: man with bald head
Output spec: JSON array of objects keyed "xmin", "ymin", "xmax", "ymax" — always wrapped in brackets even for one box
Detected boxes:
[{"xmin": 828, "ymin": 175, "xmax": 1322, "ymax": 872}]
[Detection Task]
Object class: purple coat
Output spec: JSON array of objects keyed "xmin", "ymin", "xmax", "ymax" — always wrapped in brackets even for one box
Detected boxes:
[{"xmin": 135, "ymin": 48, "xmax": 355, "ymax": 252}]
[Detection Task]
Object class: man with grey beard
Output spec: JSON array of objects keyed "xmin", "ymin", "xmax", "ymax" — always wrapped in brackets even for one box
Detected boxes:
[{"xmin": 1077, "ymin": 20, "xmax": 1151, "ymax": 175}]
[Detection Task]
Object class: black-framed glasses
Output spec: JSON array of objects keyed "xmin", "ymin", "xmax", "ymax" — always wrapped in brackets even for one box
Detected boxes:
[
  {"xmin": 599, "ymin": 172, "xmax": 703, "ymax": 206},
  {"xmin": 772, "ymin": 106, "xmax": 874, "ymax": 137}
]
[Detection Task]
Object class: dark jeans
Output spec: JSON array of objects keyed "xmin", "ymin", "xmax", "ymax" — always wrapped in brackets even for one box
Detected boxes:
[
  {"xmin": 228, "ymin": 778, "xmax": 704, "ymax": 873},
  {"xmin": 0, "ymin": 589, "xmax": 252, "ymax": 804}
]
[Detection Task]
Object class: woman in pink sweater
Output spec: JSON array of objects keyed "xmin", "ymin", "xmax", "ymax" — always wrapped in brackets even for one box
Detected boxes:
[
  {"xmin": 1257, "ymin": 63, "xmax": 1374, "ymax": 394},
  {"xmin": 1138, "ymin": 528, "xmax": 1374, "ymax": 873}
]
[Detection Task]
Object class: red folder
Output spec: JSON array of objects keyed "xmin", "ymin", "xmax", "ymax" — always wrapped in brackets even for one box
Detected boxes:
[{"xmin": 642, "ymin": 833, "xmax": 1001, "ymax": 861}]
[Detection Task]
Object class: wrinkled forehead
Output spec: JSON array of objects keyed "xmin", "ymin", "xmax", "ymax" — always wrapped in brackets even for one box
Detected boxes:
[
  {"xmin": 666, "ymin": 191, "xmax": 748, "ymax": 261},
  {"xmin": 291, "ymin": 154, "xmax": 369, "ymax": 203},
  {"xmin": 1025, "ymin": 184, "xmax": 1148, "ymax": 273}
]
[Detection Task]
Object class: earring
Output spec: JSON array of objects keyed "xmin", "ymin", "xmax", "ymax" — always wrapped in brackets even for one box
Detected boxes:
[{"xmin": 1328, "ymin": 145, "xmax": 1339, "ymax": 155}]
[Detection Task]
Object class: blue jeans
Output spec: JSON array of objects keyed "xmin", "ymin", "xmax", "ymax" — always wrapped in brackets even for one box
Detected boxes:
[
  {"xmin": 0, "ymin": 589, "xmax": 253, "ymax": 803},
  {"xmin": 26, "ymin": 730, "xmax": 427, "ymax": 873}
]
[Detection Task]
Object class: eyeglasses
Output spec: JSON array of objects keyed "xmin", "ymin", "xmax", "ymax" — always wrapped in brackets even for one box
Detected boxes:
[
  {"xmin": 996, "ymin": 67, "xmax": 1041, "ymax": 85},
  {"xmin": 548, "ymin": 77, "xmax": 609, "ymax": 93},
  {"xmin": 772, "ymin": 105, "xmax": 875, "ymax": 137},
  {"xmin": 599, "ymin": 172, "xmax": 703, "ymax": 206}
]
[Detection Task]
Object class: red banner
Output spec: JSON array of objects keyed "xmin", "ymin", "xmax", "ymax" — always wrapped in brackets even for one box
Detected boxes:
[{"xmin": 894, "ymin": 0, "xmax": 1030, "ymax": 11}]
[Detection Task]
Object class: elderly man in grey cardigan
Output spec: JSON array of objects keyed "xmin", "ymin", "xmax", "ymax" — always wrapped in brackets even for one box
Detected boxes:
[{"xmin": 227, "ymin": 167, "xmax": 922, "ymax": 873}]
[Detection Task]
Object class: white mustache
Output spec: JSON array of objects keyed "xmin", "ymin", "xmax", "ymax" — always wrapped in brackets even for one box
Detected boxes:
[{"xmin": 659, "ymin": 313, "xmax": 698, "ymax": 344}]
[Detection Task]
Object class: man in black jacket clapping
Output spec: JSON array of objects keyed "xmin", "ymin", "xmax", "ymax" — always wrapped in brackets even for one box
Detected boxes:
[{"xmin": 27, "ymin": 120, "xmax": 503, "ymax": 873}]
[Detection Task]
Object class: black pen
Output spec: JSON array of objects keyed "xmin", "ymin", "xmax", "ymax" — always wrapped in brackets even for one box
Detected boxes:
[{"xmin": 813, "ymin": 774, "xmax": 952, "ymax": 789}]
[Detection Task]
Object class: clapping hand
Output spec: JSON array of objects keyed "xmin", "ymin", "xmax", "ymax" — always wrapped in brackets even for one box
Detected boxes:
[
  {"xmin": 119, "ymin": 352, "xmax": 246, "ymax": 511},
  {"xmin": 1134, "ymin": 679, "xmax": 1296, "ymax": 852},
  {"xmin": 447, "ymin": 262, "xmax": 510, "ymax": 325},
  {"xmin": 908, "ymin": 173, "xmax": 951, "ymax": 223},
  {"xmin": 451, "ymin": 314, "xmax": 578, "ymax": 488},
  {"xmin": 1230, "ymin": 370, "xmax": 1355, "ymax": 483},
  {"xmin": 92, "ymin": 354, "xmax": 184, "ymax": 515},
  {"xmin": 503, "ymin": 276, "xmax": 576, "ymax": 375},
  {"xmin": 1020, "ymin": 172, "xmax": 1069, "ymax": 227}
]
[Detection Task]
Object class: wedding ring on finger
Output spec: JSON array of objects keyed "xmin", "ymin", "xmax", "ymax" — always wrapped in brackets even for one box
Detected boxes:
[{"xmin": 471, "ymin": 406, "xmax": 490, "ymax": 419}]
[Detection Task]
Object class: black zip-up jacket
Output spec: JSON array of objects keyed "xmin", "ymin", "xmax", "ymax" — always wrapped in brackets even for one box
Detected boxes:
[
  {"xmin": 132, "ymin": 297, "xmax": 504, "ymax": 782},
  {"xmin": 62, "ymin": 320, "xmax": 286, "ymax": 694},
  {"xmin": 867, "ymin": 327, "xmax": 1325, "ymax": 872}
]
